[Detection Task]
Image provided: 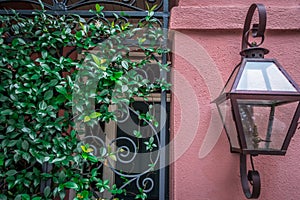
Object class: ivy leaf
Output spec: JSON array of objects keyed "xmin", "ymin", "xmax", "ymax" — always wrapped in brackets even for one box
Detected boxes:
[
  {"xmin": 31, "ymin": 74, "xmax": 40, "ymax": 80},
  {"xmin": 109, "ymin": 154, "xmax": 117, "ymax": 161},
  {"xmin": 75, "ymin": 30, "xmax": 83, "ymax": 40},
  {"xmin": 99, "ymin": 89, "xmax": 109, "ymax": 96},
  {"xmin": 41, "ymin": 50, "xmax": 48, "ymax": 59},
  {"xmin": 63, "ymin": 182, "xmax": 79, "ymax": 190},
  {"xmin": 6, "ymin": 169, "xmax": 17, "ymax": 176},
  {"xmin": 21, "ymin": 127, "xmax": 31, "ymax": 133},
  {"xmin": 113, "ymin": 71, "xmax": 123, "ymax": 79},
  {"xmin": 43, "ymin": 156, "xmax": 50, "ymax": 162},
  {"xmin": 149, "ymin": 136, "xmax": 154, "ymax": 144},
  {"xmin": 87, "ymin": 155, "xmax": 98, "ymax": 163},
  {"xmin": 133, "ymin": 130, "xmax": 142, "ymax": 138},
  {"xmin": 48, "ymin": 79, "xmax": 59, "ymax": 87},
  {"xmin": 138, "ymin": 37, "xmax": 146, "ymax": 44},
  {"xmin": 44, "ymin": 186, "xmax": 51, "ymax": 197},
  {"xmin": 39, "ymin": 101, "xmax": 47, "ymax": 110},
  {"xmin": 95, "ymin": 4, "xmax": 103, "ymax": 13},
  {"xmin": 22, "ymin": 140, "xmax": 29, "ymax": 151},
  {"xmin": 55, "ymin": 85, "xmax": 67, "ymax": 95},
  {"xmin": 22, "ymin": 153, "xmax": 31, "ymax": 163},
  {"xmin": 21, "ymin": 194, "xmax": 30, "ymax": 200},
  {"xmin": 58, "ymin": 171, "xmax": 66, "ymax": 182},
  {"xmin": 122, "ymin": 85, "xmax": 128, "ymax": 92},
  {"xmin": 6, "ymin": 126, "xmax": 15, "ymax": 133},
  {"xmin": 91, "ymin": 54, "xmax": 106, "ymax": 71},
  {"xmin": 81, "ymin": 145, "xmax": 93, "ymax": 153},
  {"xmin": 51, "ymin": 156, "xmax": 67, "ymax": 163},
  {"xmin": 44, "ymin": 90, "xmax": 53, "ymax": 100},
  {"xmin": 89, "ymin": 112, "xmax": 101, "ymax": 119},
  {"xmin": 99, "ymin": 147, "xmax": 107, "ymax": 157},
  {"xmin": 12, "ymin": 38, "xmax": 26, "ymax": 46},
  {"xmin": 2, "ymin": 109, "xmax": 13, "ymax": 115},
  {"xmin": 91, "ymin": 168, "xmax": 98, "ymax": 177},
  {"xmin": 121, "ymin": 60, "xmax": 129, "ymax": 70},
  {"xmin": 83, "ymin": 116, "xmax": 91, "ymax": 122}
]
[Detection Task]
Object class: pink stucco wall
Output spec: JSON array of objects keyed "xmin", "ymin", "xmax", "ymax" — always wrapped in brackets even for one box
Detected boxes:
[{"xmin": 170, "ymin": 1, "xmax": 300, "ymax": 199}]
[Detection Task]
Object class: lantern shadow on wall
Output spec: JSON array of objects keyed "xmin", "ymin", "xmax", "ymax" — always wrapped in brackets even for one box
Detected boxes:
[{"xmin": 213, "ymin": 3, "xmax": 300, "ymax": 199}]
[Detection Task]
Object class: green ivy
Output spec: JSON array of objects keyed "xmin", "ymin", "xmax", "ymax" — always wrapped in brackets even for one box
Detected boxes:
[{"xmin": 0, "ymin": 5, "xmax": 170, "ymax": 200}]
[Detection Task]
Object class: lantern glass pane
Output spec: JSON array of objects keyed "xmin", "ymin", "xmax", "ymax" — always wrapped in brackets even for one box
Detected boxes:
[
  {"xmin": 237, "ymin": 100, "xmax": 298, "ymax": 151},
  {"xmin": 223, "ymin": 64, "xmax": 240, "ymax": 93},
  {"xmin": 236, "ymin": 61, "xmax": 297, "ymax": 92},
  {"xmin": 218, "ymin": 99, "xmax": 240, "ymax": 149}
]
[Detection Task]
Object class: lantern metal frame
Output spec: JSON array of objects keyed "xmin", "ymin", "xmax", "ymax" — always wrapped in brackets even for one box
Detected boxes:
[{"xmin": 213, "ymin": 3, "xmax": 300, "ymax": 199}]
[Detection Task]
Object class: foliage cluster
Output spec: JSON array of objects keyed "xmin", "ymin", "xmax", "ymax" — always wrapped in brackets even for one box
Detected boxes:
[{"xmin": 0, "ymin": 4, "xmax": 169, "ymax": 200}]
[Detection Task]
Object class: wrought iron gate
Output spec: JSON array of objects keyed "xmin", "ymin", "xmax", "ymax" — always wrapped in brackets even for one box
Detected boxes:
[{"xmin": 0, "ymin": 1, "xmax": 170, "ymax": 199}]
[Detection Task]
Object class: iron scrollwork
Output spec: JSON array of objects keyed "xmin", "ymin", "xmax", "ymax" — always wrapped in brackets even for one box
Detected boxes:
[
  {"xmin": 0, "ymin": 0, "xmax": 164, "ymax": 12},
  {"xmin": 81, "ymin": 102, "xmax": 162, "ymax": 199}
]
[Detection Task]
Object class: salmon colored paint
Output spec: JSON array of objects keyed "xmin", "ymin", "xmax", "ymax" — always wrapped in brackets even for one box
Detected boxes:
[{"xmin": 169, "ymin": 1, "xmax": 300, "ymax": 199}]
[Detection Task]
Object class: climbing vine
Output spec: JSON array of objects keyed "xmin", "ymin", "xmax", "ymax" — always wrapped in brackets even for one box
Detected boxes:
[{"xmin": 0, "ymin": 4, "xmax": 170, "ymax": 200}]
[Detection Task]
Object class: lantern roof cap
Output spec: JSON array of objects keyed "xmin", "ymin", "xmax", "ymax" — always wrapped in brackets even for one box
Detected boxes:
[{"xmin": 240, "ymin": 47, "xmax": 269, "ymax": 58}]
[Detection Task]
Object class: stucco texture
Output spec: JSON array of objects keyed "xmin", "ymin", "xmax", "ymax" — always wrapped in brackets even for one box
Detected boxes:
[{"xmin": 170, "ymin": 1, "xmax": 300, "ymax": 200}]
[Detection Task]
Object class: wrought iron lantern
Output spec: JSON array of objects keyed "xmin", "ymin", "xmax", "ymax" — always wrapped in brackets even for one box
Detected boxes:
[{"xmin": 213, "ymin": 3, "xmax": 300, "ymax": 199}]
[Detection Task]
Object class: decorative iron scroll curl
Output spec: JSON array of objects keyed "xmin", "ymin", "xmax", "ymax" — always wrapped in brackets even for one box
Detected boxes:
[
  {"xmin": 81, "ymin": 103, "xmax": 161, "ymax": 199},
  {"xmin": 240, "ymin": 154, "xmax": 261, "ymax": 199},
  {"xmin": 241, "ymin": 3, "xmax": 267, "ymax": 50},
  {"xmin": 0, "ymin": 0, "xmax": 164, "ymax": 12}
]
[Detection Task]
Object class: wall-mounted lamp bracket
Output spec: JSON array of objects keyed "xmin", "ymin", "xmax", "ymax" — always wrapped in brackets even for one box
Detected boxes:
[{"xmin": 240, "ymin": 4, "xmax": 266, "ymax": 199}]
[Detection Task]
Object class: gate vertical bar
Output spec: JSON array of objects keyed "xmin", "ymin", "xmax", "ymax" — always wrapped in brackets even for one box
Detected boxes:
[{"xmin": 159, "ymin": 0, "xmax": 169, "ymax": 199}]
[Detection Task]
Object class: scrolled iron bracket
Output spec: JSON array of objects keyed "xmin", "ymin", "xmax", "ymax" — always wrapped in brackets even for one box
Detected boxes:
[
  {"xmin": 240, "ymin": 154, "xmax": 261, "ymax": 199},
  {"xmin": 242, "ymin": 3, "xmax": 267, "ymax": 50}
]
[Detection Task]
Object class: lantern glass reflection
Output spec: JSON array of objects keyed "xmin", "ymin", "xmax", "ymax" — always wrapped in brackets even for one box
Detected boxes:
[
  {"xmin": 217, "ymin": 99, "xmax": 240, "ymax": 150},
  {"xmin": 236, "ymin": 61, "xmax": 297, "ymax": 91},
  {"xmin": 237, "ymin": 99, "xmax": 298, "ymax": 151}
]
